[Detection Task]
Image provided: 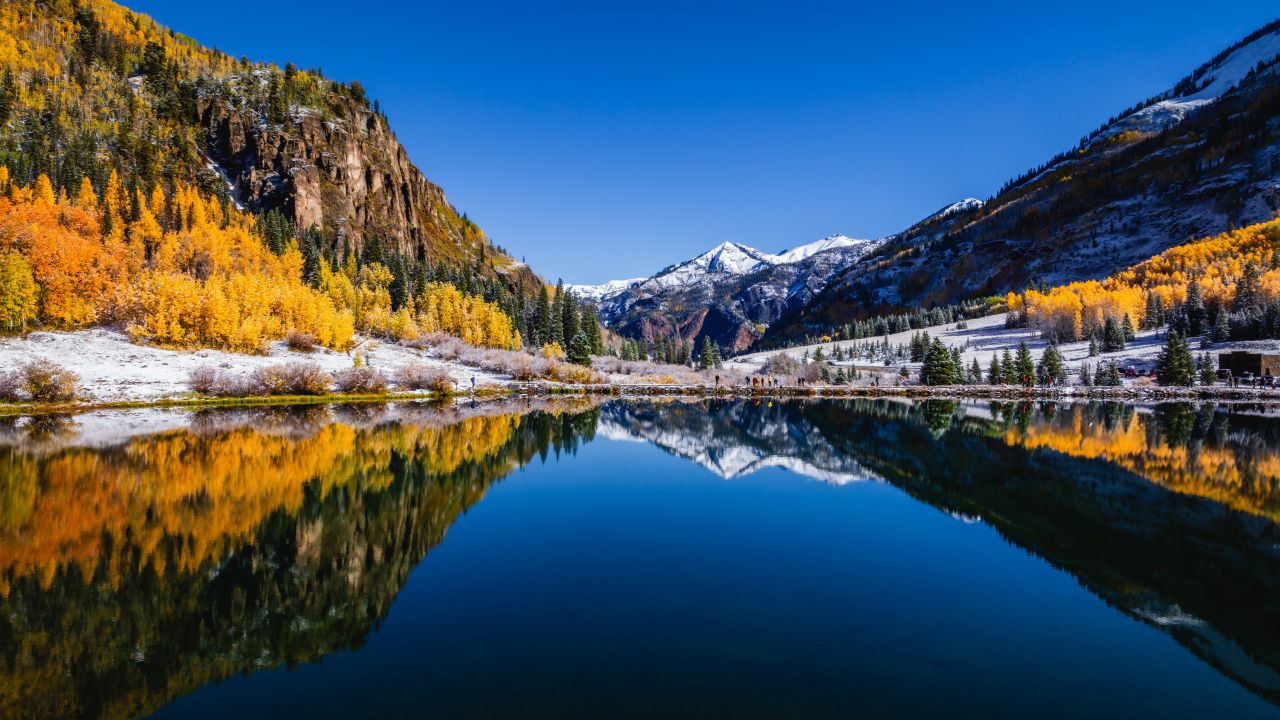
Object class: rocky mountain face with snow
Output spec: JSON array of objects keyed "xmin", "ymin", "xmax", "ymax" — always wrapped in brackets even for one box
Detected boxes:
[
  {"xmin": 764, "ymin": 19, "xmax": 1280, "ymax": 344},
  {"xmin": 570, "ymin": 234, "xmax": 879, "ymax": 353}
]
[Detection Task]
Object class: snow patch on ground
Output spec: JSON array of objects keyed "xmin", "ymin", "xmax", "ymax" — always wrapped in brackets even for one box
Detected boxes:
[
  {"xmin": 727, "ymin": 312, "xmax": 1280, "ymax": 382},
  {"xmin": 0, "ymin": 329, "xmax": 506, "ymax": 402}
]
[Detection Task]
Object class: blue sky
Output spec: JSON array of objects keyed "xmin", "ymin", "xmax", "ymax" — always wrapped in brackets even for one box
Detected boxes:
[{"xmin": 129, "ymin": 1, "xmax": 1279, "ymax": 283}]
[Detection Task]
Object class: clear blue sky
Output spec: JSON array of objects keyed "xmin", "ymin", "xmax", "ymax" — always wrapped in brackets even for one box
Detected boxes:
[{"xmin": 128, "ymin": 1, "xmax": 1279, "ymax": 284}]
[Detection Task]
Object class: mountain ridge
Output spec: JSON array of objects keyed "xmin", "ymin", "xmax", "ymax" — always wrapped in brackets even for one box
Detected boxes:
[{"xmin": 568, "ymin": 233, "xmax": 880, "ymax": 352}]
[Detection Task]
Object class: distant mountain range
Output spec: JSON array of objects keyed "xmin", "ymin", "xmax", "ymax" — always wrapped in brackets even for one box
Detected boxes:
[
  {"xmin": 577, "ymin": 18, "xmax": 1280, "ymax": 353},
  {"xmin": 568, "ymin": 233, "xmax": 884, "ymax": 352}
]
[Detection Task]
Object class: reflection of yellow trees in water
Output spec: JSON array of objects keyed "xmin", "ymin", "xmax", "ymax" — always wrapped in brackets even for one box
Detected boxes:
[
  {"xmin": 1001, "ymin": 405, "xmax": 1280, "ymax": 521},
  {"xmin": 0, "ymin": 413, "xmax": 518, "ymax": 596}
]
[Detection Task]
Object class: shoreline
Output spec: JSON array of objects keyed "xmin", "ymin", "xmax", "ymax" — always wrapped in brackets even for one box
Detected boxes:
[{"xmin": 5, "ymin": 381, "xmax": 1280, "ymax": 417}]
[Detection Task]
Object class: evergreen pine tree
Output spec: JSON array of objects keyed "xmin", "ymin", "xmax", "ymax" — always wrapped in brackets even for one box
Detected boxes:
[
  {"xmin": 699, "ymin": 336, "xmax": 716, "ymax": 369},
  {"xmin": 1102, "ymin": 315, "xmax": 1125, "ymax": 352},
  {"xmin": 1079, "ymin": 362, "xmax": 1092, "ymax": 386},
  {"xmin": 1155, "ymin": 330, "xmax": 1195, "ymax": 386},
  {"xmin": 1097, "ymin": 362, "xmax": 1122, "ymax": 386},
  {"xmin": 1088, "ymin": 336, "xmax": 1099, "ymax": 357},
  {"xmin": 1001, "ymin": 349, "xmax": 1018, "ymax": 385},
  {"xmin": 1035, "ymin": 344, "xmax": 1066, "ymax": 385},
  {"xmin": 568, "ymin": 330, "xmax": 593, "ymax": 367},
  {"xmin": 988, "ymin": 355, "xmax": 1002, "ymax": 385},
  {"xmin": 1185, "ymin": 280, "xmax": 1206, "ymax": 336},
  {"xmin": 1015, "ymin": 341, "xmax": 1035, "ymax": 386}
]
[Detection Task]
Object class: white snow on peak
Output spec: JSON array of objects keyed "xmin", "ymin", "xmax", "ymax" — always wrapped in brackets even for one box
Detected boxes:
[
  {"xmin": 565, "ymin": 277, "xmax": 645, "ymax": 303},
  {"xmin": 773, "ymin": 234, "xmax": 870, "ymax": 263},
  {"xmin": 934, "ymin": 198, "xmax": 984, "ymax": 219},
  {"xmin": 1106, "ymin": 26, "xmax": 1280, "ymax": 139},
  {"xmin": 573, "ymin": 234, "xmax": 877, "ymax": 301}
]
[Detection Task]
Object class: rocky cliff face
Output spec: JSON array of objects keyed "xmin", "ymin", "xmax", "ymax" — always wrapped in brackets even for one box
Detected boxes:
[{"xmin": 197, "ymin": 96, "xmax": 524, "ymax": 277}]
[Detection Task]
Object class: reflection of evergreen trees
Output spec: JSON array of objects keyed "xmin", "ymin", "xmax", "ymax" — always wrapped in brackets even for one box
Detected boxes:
[
  {"xmin": 0, "ymin": 405, "xmax": 599, "ymax": 720},
  {"xmin": 796, "ymin": 399, "xmax": 1280, "ymax": 706}
]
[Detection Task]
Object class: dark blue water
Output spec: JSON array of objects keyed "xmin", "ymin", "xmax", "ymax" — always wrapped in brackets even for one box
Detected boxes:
[{"xmin": 1, "ymin": 399, "xmax": 1278, "ymax": 718}]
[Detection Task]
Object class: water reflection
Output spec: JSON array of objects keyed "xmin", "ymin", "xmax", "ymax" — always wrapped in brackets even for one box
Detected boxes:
[
  {"xmin": 0, "ymin": 399, "xmax": 602, "ymax": 720},
  {"xmin": 0, "ymin": 398, "xmax": 1278, "ymax": 717}
]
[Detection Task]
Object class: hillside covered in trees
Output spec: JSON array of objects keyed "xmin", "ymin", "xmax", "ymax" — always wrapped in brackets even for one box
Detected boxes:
[
  {"xmin": 763, "ymin": 20, "xmax": 1280, "ymax": 347},
  {"xmin": 0, "ymin": 0, "xmax": 590, "ymax": 354}
]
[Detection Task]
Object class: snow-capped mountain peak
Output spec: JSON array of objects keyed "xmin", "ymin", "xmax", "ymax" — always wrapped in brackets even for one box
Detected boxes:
[
  {"xmin": 933, "ymin": 198, "xmax": 984, "ymax": 219},
  {"xmin": 565, "ymin": 277, "xmax": 645, "ymax": 303},
  {"xmin": 773, "ymin": 234, "xmax": 869, "ymax": 263},
  {"xmin": 571, "ymin": 234, "xmax": 877, "ymax": 302}
]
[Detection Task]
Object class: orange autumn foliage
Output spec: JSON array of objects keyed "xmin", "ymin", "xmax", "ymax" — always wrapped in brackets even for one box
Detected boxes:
[
  {"xmin": 1012, "ymin": 219, "xmax": 1280, "ymax": 340},
  {"xmin": 0, "ymin": 172, "xmax": 354, "ymax": 352}
]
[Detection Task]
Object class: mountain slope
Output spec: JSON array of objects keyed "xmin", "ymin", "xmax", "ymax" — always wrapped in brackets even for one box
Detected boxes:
[
  {"xmin": 570, "ymin": 234, "xmax": 878, "ymax": 353},
  {"xmin": 766, "ymin": 18, "xmax": 1280, "ymax": 344},
  {"xmin": 0, "ymin": 0, "xmax": 537, "ymax": 291}
]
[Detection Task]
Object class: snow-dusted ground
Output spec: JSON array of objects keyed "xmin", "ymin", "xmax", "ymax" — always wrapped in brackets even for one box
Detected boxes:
[
  {"xmin": 0, "ymin": 328, "xmax": 506, "ymax": 402},
  {"xmin": 726, "ymin": 312, "xmax": 1280, "ymax": 381}
]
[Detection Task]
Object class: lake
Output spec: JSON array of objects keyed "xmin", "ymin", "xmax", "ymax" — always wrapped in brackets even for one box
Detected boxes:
[{"xmin": 0, "ymin": 397, "xmax": 1278, "ymax": 719}]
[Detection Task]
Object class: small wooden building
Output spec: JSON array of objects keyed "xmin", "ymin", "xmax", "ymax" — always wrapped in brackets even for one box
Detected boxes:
[{"xmin": 1217, "ymin": 351, "xmax": 1280, "ymax": 377}]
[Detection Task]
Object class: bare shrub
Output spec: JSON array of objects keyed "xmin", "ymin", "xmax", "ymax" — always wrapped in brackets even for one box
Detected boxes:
[
  {"xmin": 280, "ymin": 363, "xmax": 333, "ymax": 395},
  {"xmin": 395, "ymin": 362, "xmax": 454, "ymax": 392},
  {"xmin": 0, "ymin": 371, "xmax": 21, "ymax": 401},
  {"xmin": 249, "ymin": 364, "xmax": 293, "ymax": 395},
  {"xmin": 335, "ymin": 366, "xmax": 388, "ymax": 394},
  {"xmin": 23, "ymin": 360, "xmax": 79, "ymax": 402},
  {"xmin": 187, "ymin": 365, "xmax": 223, "ymax": 395},
  {"xmin": 285, "ymin": 332, "xmax": 318, "ymax": 353},
  {"xmin": 761, "ymin": 353, "xmax": 801, "ymax": 376},
  {"xmin": 247, "ymin": 362, "xmax": 333, "ymax": 395},
  {"xmin": 591, "ymin": 357, "xmax": 738, "ymax": 386},
  {"xmin": 547, "ymin": 361, "xmax": 606, "ymax": 384}
]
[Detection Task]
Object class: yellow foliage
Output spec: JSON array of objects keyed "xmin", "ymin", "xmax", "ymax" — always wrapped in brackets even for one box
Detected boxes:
[
  {"xmin": 1016, "ymin": 219, "xmax": 1280, "ymax": 340},
  {"xmin": 0, "ymin": 171, "xmax": 352, "ymax": 350}
]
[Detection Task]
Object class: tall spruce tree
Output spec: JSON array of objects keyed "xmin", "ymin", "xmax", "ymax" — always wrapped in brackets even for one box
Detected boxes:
[
  {"xmin": 1155, "ymin": 330, "xmax": 1195, "ymax": 386},
  {"xmin": 1015, "ymin": 341, "xmax": 1035, "ymax": 386}
]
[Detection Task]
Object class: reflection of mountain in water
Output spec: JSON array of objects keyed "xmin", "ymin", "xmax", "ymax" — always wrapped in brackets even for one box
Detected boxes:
[
  {"xmin": 0, "ymin": 400, "xmax": 602, "ymax": 720},
  {"xmin": 598, "ymin": 400, "xmax": 880, "ymax": 485},
  {"xmin": 809, "ymin": 399, "xmax": 1280, "ymax": 706},
  {"xmin": 606, "ymin": 398, "xmax": 1280, "ymax": 706},
  {"xmin": 3, "ymin": 398, "xmax": 1280, "ymax": 716}
]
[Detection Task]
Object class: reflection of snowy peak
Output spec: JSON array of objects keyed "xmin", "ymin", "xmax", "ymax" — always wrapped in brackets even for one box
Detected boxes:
[{"xmin": 598, "ymin": 401, "xmax": 879, "ymax": 485}]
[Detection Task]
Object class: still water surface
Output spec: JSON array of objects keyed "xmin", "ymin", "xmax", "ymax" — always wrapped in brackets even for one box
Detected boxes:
[{"xmin": 0, "ymin": 398, "xmax": 1278, "ymax": 718}]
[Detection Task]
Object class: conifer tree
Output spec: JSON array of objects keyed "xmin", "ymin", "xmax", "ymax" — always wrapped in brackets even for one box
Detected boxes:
[
  {"xmin": 988, "ymin": 355, "xmax": 1002, "ymax": 385},
  {"xmin": 1001, "ymin": 348, "xmax": 1018, "ymax": 385},
  {"xmin": 568, "ymin": 330, "xmax": 593, "ymax": 367},
  {"xmin": 1015, "ymin": 341, "xmax": 1035, "ymax": 386},
  {"xmin": 1035, "ymin": 343, "xmax": 1066, "ymax": 385},
  {"xmin": 1097, "ymin": 362, "xmax": 1122, "ymax": 386},
  {"xmin": 1184, "ymin": 280, "xmax": 1206, "ymax": 336},
  {"xmin": 1102, "ymin": 315, "xmax": 1125, "ymax": 352},
  {"xmin": 1155, "ymin": 330, "xmax": 1195, "ymax": 386}
]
